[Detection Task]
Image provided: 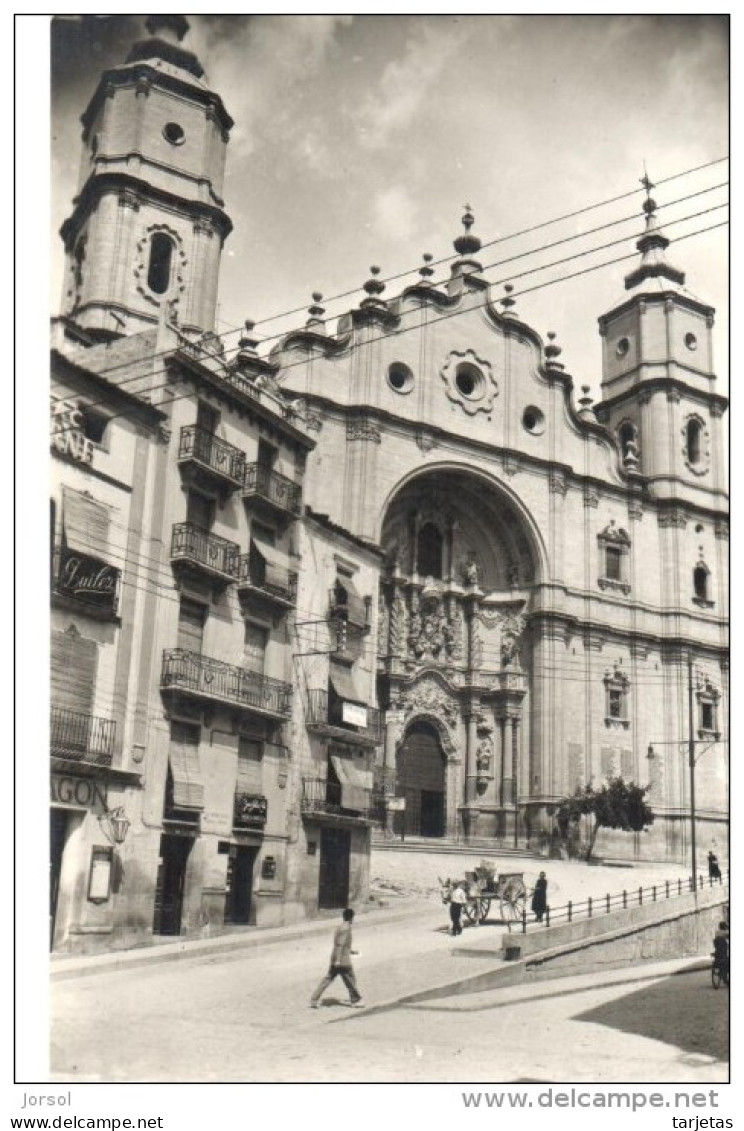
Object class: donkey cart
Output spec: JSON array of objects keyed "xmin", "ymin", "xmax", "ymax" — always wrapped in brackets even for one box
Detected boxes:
[{"xmin": 440, "ymin": 866, "xmax": 528, "ymax": 929}]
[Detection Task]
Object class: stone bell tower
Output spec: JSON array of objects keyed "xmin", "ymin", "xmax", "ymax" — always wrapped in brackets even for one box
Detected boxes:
[
  {"xmin": 595, "ymin": 176, "xmax": 727, "ymax": 504},
  {"xmin": 59, "ymin": 15, "xmax": 233, "ymax": 340}
]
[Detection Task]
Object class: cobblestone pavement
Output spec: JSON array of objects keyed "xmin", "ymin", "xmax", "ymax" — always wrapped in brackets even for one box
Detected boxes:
[{"xmin": 50, "ymin": 899, "xmax": 728, "ymax": 1084}]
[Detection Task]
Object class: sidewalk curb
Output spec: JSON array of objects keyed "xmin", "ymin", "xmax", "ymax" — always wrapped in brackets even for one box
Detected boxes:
[
  {"xmin": 49, "ymin": 902, "xmax": 430, "ymax": 982},
  {"xmin": 328, "ymin": 954, "xmax": 710, "ymax": 1023}
]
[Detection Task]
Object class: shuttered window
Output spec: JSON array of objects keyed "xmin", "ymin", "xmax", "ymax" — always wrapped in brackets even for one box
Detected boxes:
[
  {"xmin": 168, "ymin": 720, "xmax": 204, "ymax": 809},
  {"xmin": 50, "ymin": 628, "xmax": 98, "ymax": 715},
  {"xmin": 236, "ymin": 738, "xmax": 263, "ymax": 793},
  {"xmin": 187, "ymin": 492, "xmax": 214, "ymax": 531},
  {"xmin": 62, "ymin": 487, "xmax": 110, "ymax": 559},
  {"xmin": 243, "ymin": 623, "xmax": 268, "ymax": 672},
  {"xmin": 178, "ymin": 599, "xmax": 206, "ymax": 653}
]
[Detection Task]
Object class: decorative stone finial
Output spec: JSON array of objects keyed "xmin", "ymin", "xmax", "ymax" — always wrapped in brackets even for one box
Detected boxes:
[
  {"xmin": 453, "ymin": 205, "xmax": 482, "ymax": 258},
  {"xmin": 306, "ymin": 292, "xmax": 325, "ymax": 327},
  {"xmin": 145, "ymin": 15, "xmax": 190, "ymax": 42},
  {"xmin": 363, "ymin": 266, "xmax": 386, "ymax": 298},
  {"xmin": 239, "ymin": 319, "xmax": 260, "ymax": 354},
  {"xmin": 419, "ymin": 253, "xmax": 435, "ymax": 281},
  {"xmin": 545, "ymin": 331, "xmax": 565, "ymax": 371},
  {"xmin": 501, "ymin": 283, "xmax": 518, "ymax": 316}
]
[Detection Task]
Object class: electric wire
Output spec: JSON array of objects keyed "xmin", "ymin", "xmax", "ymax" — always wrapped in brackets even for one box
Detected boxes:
[
  {"xmin": 49, "ymin": 210, "xmax": 728, "ymax": 431},
  {"xmin": 50, "ymin": 164, "xmax": 728, "ymax": 389}
]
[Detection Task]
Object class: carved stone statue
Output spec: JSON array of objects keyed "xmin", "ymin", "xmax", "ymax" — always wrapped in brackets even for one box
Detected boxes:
[{"xmin": 462, "ymin": 553, "xmax": 479, "ymax": 588}]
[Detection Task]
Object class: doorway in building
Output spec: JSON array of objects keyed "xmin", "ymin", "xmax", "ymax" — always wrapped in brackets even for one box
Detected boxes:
[
  {"xmin": 395, "ymin": 721, "xmax": 446, "ymax": 837},
  {"xmin": 224, "ymin": 845, "xmax": 258, "ymax": 925},
  {"xmin": 153, "ymin": 834, "xmax": 193, "ymax": 936},
  {"xmin": 318, "ymin": 827, "xmax": 350, "ymax": 909},
  {"xmin": 50, "ymin": 808, "xmax": 70, "ymax": 948}
]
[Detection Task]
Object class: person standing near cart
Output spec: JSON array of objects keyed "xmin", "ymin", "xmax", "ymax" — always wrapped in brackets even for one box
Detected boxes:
[
  {"xmin": 310, "ymin": 908, "xmax": 364, "ymax": 1009},
  {"xmin": 449, "ymin": 881, "xmax": 467, "ymax": 935},
  {"xmin": 531, "ymin": 871, "xmax": 548, "ymax": 923}
]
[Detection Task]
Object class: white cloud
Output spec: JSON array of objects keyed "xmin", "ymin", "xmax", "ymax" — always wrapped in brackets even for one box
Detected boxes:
[
  {"xmin": 371, "ymin": 186, "xmax": 419, "ymax": 245},
  {"xmin": 353, "ymin": 21, "xmax": 467, "ymax": 150}
]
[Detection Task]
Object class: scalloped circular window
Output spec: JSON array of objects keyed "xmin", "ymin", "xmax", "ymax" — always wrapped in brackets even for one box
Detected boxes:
[
  {"xmin": 685, "ymin": 332, "xmax": 698, "ymax": 351},
  {"xmin": 523, "ymin": 406, "xmax": 545, "ymax": 435},
  {"xmin": 387, "ymin": 362, "xmax": 414, "ymax": 394},
  {"xmin": 455, "ymin": 362, "xmax": 484, "ymax": 399},
  {"xmin": 163, "ymin": 122, "xmax": 185, "ymax": 146},
  {"xmin": 616, "ymin": 337, "xmax": 630, "ymax": 357}
]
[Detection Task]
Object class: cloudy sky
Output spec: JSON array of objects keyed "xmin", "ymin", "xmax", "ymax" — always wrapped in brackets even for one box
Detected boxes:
[{"xmin": 47, "ymin": 13, "xmax": 729, "ymax": 396}]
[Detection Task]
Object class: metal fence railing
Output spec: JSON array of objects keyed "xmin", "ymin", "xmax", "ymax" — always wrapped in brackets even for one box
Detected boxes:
[{"xmin": 516, "ymin": 869, "xmax": 729, "ymax": 934}]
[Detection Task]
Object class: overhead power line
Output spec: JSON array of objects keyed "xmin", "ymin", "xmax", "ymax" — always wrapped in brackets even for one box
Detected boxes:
[
  {"xmin": 51, "ymin": 159, "xmax": 728, "ymax": 388},
  {"xmin": 49, "ymin": 210, "xmax": 728, "ymax": 430}
]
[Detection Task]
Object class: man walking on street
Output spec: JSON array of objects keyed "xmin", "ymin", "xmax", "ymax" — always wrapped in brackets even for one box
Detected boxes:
[{"xmin": 310, "ymin": 908, "xmax": 364, "ymax": 1009}]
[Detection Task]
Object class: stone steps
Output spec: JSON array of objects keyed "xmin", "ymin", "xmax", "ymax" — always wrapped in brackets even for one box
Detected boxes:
[{"xmin": 371, "ymin": 833, "xmax": 543, "ymax": 858}]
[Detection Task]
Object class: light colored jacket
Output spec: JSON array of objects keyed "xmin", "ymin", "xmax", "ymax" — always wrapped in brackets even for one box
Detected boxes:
[{"xmin": 331, "ymin": 922, "xmax": 354, "ymax": 967}]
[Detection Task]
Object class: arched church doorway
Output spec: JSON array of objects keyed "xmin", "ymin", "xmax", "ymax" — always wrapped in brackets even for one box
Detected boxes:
[{"xmin": 396, "ymin": 721, "xmax": 446, "ymax": 837}]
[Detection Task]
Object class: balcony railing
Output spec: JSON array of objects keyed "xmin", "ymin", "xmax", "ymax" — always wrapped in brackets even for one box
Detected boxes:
[
  {"xmin": 161, "ymin": 649, "xmax": 292, "ymax": 719},
  {"xmin": 170, "ymin": 523, "xmax": 240, "ymax": 582},
  {"xmin": 301, "ymin": 777, "xmax": 374, "ymax": 821},
  {"xmin": 178, "ymin": 425, "xmax": 246, "ymax": 487},
  {"xmin": 236, "ymin": 555, "xmax": 298, "ymax": 606},
  {"xmin": 242, "ymin": 464, "xmax": 302, "ymax": 517},
  {"xmin": 305, "ymin": 688, "xmax": 381, "ymax": 745},
  {"xmin": 50, "ymin": 705, "xmax": 116, "ymax": 766},
  {"xmin": 233, "ymin": 792, "xmax": 268, "ymax": 831}
]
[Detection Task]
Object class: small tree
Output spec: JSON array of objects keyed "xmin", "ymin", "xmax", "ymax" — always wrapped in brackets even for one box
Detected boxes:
[{"xmin": 556, "ymin": 777, "xmax": 655, "ymax": 862}]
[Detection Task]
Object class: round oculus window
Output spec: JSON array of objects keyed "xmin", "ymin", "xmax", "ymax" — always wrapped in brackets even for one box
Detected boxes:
[
  {"xmin": 685, "ymin": 332, "xmax": 698, "ymax": 351},
  {"xmin": 387, "ymin": 362, "xmax": 414, "ymax": 393},
  {"xmin": 455, "ymin": 362, "xmax": 484, "ymax": 399},
  {"xmin": 522, "ymin": 406, "xmax": 545, "ymax": 435},
  {"xmin": 163, "ymin": 122, "xmax": 185, "ymax": 146},
  {"xmin": 616, "ymin": 337, "xmax": 630, "ymax": 357}
]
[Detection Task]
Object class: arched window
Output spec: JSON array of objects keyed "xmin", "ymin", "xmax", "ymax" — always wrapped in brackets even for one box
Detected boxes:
[
  {"xmin": 693, "ymin": 565, "xmax": 709, "ymax": 602},
  {"xmin": 147, "ymin": 232, "xmax": 174, "ymax": 295},
  {"xmin": 686, "ymin": 419, "xmax": 702, "ymax": 466},
  {"xmin": 417, "ymin": 523, "xmax": 443, "ymax": 578}
]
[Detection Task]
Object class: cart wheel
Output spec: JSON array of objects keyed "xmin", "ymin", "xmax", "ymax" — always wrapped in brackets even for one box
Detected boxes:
[
  {"xmin": 500, "ymin": 880, "xmax": 527, "ymax": 927},
  {"xmin": 463, "ymin": 898, "xmax": 480, "ymax": 924},
  {"xmin": 478, "ymin": 897, "xmax": 491, "ymax": 923}
]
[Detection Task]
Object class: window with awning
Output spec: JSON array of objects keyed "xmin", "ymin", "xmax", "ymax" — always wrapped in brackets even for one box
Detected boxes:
[
  {"xmin": 168, "ymin": 721, "xmax": 204, "ymax": 809},
  {"xmin": 332, "ymin": 576, "xmax": 368, "ymax": 628},
  {"xmin": 251, "ymin": 535, "xmax": 291, "ymax": 593},
  {"xmin": 328, "ymin": 663, "xmax": 368, "ymax": 728},
  {"xmin": 330, "ymin": 754, "xmax": 373, "ymax": 811},
  {"xmin": 62, "ymin": 486, "xmax": 110, "ymax": 559}
]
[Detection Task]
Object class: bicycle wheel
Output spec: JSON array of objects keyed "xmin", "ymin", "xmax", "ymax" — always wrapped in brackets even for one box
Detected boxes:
[{"xmin": 711, "ymin": 963, "xmax": 722, "ymax": 989}]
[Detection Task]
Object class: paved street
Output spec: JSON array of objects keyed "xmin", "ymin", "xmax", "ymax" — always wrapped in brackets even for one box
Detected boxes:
[{"xmin": 50, "ymin": 899, "xmax": 728, "ymax": 1084}]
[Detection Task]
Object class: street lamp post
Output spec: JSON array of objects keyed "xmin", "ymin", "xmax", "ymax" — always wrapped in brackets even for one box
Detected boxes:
[{"xmin": 647, "ymin": 658, "xmax": 720, "ymax": 894}]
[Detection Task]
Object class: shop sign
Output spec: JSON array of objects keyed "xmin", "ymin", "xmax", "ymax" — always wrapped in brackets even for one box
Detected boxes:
[
  {"xmin": 58, "ymin": 545, "xmax": 120, "ymax": 612},
  {"xmin": 50, "ymin": 396, "xmax": 95, "ymax": 465},
  {"xmin": 51, "ymin": 775, "xmax": 108, "ymax": 809},
  {"xmin": 342, "ymin": 701, "xmax": 368, "ymax": 728}
]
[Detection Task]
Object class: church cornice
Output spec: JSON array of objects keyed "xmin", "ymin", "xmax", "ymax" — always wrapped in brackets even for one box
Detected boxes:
[
  {"xmin": 527, "ymin": 608, "xmax": 728, "ymax": 656},
  {"xmin": 598, "ymin": 288, "xmax": 715, "ymax": 331},
  {"xmin": 81, "ymin": 64, "xmax": 234, "ymax": 138},
  {"xmin": 595, "ymin": 375, "xmax": 728, "ymax": 418},
  {"xmin": 60, "ymin": 173, "xmax": 233, "ymax": 249}
]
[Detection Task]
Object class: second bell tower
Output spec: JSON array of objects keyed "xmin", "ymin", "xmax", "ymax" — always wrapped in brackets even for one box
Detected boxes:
[{"xmin": 59, "ymin": 15, "xmax": 233, "ymax": 340}]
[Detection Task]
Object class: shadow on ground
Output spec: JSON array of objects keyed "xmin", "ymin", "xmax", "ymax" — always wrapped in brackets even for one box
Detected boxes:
[{"xmin": 573, "ymin": 967, "xmax": 729, "ymax": 1063}]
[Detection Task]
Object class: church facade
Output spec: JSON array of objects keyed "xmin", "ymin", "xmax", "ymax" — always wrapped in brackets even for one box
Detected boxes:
[{"xmin": 49, "ymin": 18, "xmax": 728, "ymax": 951}]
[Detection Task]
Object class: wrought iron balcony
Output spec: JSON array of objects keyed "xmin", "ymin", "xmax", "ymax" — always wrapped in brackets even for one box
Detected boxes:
[
  {"xmin": 170, "ymin": 523, "xmax": 240, "ymax": 585},
  {"xmin": 304, "ymin": 688, "xmax": 381, "ymax": 746},
  {"xmin": 301, "ymin": 777, "xmax": 374, "ymax": 823},
  {"xmin": 242, "ymin": 464, "xmax": 302, "ymax": 519},
  {"xmin": 236, "ymin": 554, "xmax": 298, "ymax": 607},
  {"xmin": 50, "ymin": 705, "xmax": 116, "ymax": 766},
  {"xmin": 161, "ymin": 649, "xmax": 292, "ymax": 720},
  {"xmin": 233, "ymin": 792, "xmax": 268, "ymax": 831},
  {"xmin": 178, "ymin": 425, "xmax": 246, "ymax": 491}
]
